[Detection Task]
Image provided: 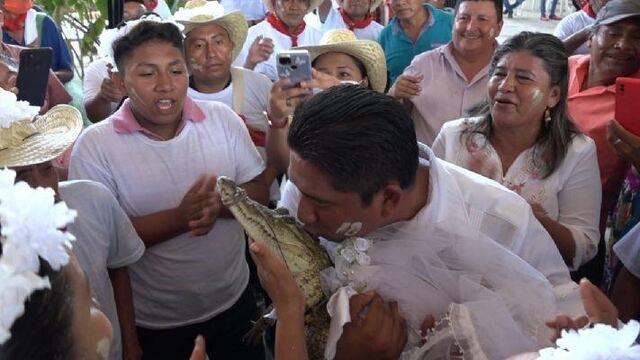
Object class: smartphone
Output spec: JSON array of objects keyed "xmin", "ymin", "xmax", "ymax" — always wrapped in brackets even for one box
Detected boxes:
[
  {"xmin": 16, "ymin": 48, "xmax": 52, "ymax": 107},
  {"xmin": 615, "ymin": 77, "xmax": 640, "ymax": 137},
  {"xmin": 276, "ymin": 50, "xmax": 312, "ymax": 88}
]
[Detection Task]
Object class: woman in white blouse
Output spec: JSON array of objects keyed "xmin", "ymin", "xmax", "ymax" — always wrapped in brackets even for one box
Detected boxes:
[{"xmin": 433, "ymin": 32, "xmax": 601, "ymax": 271}]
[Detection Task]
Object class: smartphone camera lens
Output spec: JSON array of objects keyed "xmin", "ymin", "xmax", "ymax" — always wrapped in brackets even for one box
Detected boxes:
[{"xmin": 279, "ymin": 57, "xmax": 291, "ymax": 65}]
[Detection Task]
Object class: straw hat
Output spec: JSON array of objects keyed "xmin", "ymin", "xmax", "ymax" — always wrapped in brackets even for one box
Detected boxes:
[
  {"xmin": 0, "ymin": 90, "xmax": 82, "ymax": 167},
  {"xmin": 296, "ymin": 29, "xmax": 387, "ymax": 92},
  {"xmin": 174, "ymin": 0, "xmax": 248, "ymax": 61},
  {"xmin": 263, "ymin": 0, "xmax": 324, "ymax": 14}
]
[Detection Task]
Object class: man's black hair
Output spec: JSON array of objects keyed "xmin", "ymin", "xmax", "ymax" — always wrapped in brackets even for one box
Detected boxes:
[
  {"xmin": 113, "ymin": 20, "xmax": 184, "ymax": 73},
  {"xmin": 288, "ymin": 85, "xmax": 420, "ymax": 205},
  {"xmin": 454, "ymin": 0, "xmax": 503, "ymax": 23}
]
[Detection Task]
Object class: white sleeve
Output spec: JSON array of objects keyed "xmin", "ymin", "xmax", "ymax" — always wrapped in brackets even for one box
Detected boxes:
[
  {"xmin": 278, "ymin": 179, "xmax": 301, "ymax": 216},
  {"xmin": 557, "ymin": 139, "xmax": 602, "ymax": 269},
  {"xmin": 431, "ymin": 124, "xmax": 449, "ymax": 159},
  {"xmin": 614, "ymin": 222, "xmax": 640, "ymax": 278},
  {"xmin": 512, "ymin": 205, "xmax": 573, "ymax": 287},
  {"xmin": 101, "ymin": 186, "xmax": 145, "ymax": 268},
  {"xmin": 69, "ymin": 130, "xmax": 119, "ymax": 198},
  {"xmin": 553, "ymin": 16, "xmax": 577, "ymax": 39},
  {"xmin": 83, "ymin": 60, "xmax": 108, "ymax": 103}
]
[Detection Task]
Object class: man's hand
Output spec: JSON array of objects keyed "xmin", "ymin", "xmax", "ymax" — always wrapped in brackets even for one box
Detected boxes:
[
  {"xmin": 245, "ymin": 36, "xmax": 274, "ymax": 70},
  {"xmin": 177, "ymin": 175, "xmax": 221, "ymax": 236},
  {"xmin": 388, "ymin": 74, "xmax": 423, "ymax": 99},
  {"xmin": 608, "ymin": 120, "xmax": 640, "ymax": 171},
  {"xmin": 249, "ymin": 239, "xmax": 305, "ymax": 313},
  {"xmin": 545, "ymin": 278, "xmax": 619, "ymax": 341},
  {"xmin": 335, "ymin": 292, "xmax": 408, "ymax": 360}
]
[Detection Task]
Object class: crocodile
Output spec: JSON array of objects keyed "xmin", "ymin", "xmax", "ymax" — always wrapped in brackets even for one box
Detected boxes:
[{"xmin": 216, "ymin": 176, "xmax": 333, "ymax": 359}]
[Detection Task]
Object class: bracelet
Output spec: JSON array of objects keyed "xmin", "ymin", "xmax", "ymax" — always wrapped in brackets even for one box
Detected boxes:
[{"xmin": 264, "ymin": 111, "xmax": 290, "ymax": 129}]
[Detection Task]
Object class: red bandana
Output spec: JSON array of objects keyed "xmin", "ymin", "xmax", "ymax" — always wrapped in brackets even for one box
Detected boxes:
[
  {"xmin": 338, "ymin": 7, "xmax": 373, "ymax": 31},
  {"xmin": 3, "ymin": 13, "xmax": 27, "ymax": 32},
  {"xmin": 266, "ymin": 13, "xmax": 305, "ymax": 47},
  {"xmin": 144, "ymin": 0, "xmax": 158, "ymax": 11},
  {"xmin": 583, "ymin": 3, "xmax": 596, "ymax": 18}
]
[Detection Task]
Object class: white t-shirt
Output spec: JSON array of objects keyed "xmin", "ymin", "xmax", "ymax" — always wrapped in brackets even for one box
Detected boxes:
[
  {"xmin": 279, "ymin": 144, "xmax": 572, "ymax": 287},
  {"xmin": 61, "ymin": 180, "xmax": 145, "ymax": 360},
  {"xmin": 432, "ymin": 118, "xmax": 602, "ymax": 270},
  {"xmin": 187, "ymin": 67, "xmax": 272, "ymax": 134},
  {"xmin": 221, "ymin": 0, "xmax": 267, "ymax": 21},
  {"xmin": 69, "ymin": 99, "xmax": 265, "ymax": 328},
  {"xmin": 308, "ymin": 6, "xmax": 383, "ymax": 41},
  {"xmin": 553, "ymin": 10, "xmax": 595, "ymax": 55},
  {"xmin": 188, "ymin": 67, "xmax": 280, "ymax": 199},
  {"xmin": 83, "ymin": 58, "xmax": 120, "ymax": 116},
  {"xmin": 234, "ymin": 20, "xmax": 323, "ymax": 81}
]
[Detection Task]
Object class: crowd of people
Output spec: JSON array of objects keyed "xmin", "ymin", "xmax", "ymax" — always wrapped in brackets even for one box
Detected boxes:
[{"xmin": 0, "ymin": 0, "xmax": 639, "ymax": 359}]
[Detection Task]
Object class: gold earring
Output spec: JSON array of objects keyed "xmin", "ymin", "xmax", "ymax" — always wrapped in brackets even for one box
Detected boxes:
[{"xmin": 544, "ymin": 108, "xmax": 552, "ymax": 124}]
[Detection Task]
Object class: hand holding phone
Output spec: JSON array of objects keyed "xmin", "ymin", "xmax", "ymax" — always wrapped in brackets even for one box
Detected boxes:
[{"xmin": 276, "ymin": 50, "xmax": 312, "ymax": 89}]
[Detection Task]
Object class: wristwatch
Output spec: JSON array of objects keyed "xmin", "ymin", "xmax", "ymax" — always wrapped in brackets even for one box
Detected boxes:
[{"xmin": 264, "ymin": 111, "xmax": 290, "ymax": 129}]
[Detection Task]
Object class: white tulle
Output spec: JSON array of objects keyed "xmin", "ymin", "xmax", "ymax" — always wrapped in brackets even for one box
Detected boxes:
[
  {"xmin": 322, "ymin": 218, "xmax": 568, "ymax": 359},
  {"xmin": 0, "ymin": 89, "xmax": 40, "ymax": 127},
  {"xmin": 0, "ymin": 169, "xmax": 76, "ymax": 345},
  {"xmin": 538, "ymin": 320, "xmax": 640, "ymax": 360}
]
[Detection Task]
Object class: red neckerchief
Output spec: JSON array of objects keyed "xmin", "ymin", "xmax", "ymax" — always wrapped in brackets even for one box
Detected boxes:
[
  {"xmin": 265, "ymin": 13, "xmax": 305, "ymax": 47},
  {"xmin": 583, "ymin": 3, "xmax": 596, "ymax": 18},
  {"xmin": 237, "ymin": 114, "xmax": 266, "ymax": 147},
  {"xmin": 338, "ymin": 7, "xmax": 373, "ymax": 30},
  {"xmin": 3, "ymin": 13, "xmax": 27, "ymax": 32},
  {"xmin": 144, "ymin": 0, "xmax": 158, "ymax": 11}
]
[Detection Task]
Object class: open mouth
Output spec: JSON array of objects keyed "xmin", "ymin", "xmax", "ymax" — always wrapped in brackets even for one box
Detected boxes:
[{"xmin": 156, "ymin": 99, "xmax": 176, "ymax": 111}]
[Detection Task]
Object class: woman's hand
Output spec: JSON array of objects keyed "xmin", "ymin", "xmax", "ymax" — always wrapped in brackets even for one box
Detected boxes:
[{"xmin": 268, "ymin": 78, "xmax": 313, "ymax": 122}]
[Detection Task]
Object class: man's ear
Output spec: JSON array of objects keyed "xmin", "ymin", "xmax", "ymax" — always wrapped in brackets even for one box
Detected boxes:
[{"xmin": 380, "ymin": 183, "xmax": 403, "ymax": 218}]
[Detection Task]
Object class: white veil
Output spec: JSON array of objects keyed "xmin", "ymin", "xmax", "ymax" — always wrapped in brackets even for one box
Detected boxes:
[{"xmin": 322, "ymin": 216, "xmax": 563, "ymax": 360}]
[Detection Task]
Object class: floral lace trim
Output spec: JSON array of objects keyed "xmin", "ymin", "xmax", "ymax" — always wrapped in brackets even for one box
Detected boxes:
[{"xmin": 331, "ymin": 237, "xmax": 372, "ymax": 292}]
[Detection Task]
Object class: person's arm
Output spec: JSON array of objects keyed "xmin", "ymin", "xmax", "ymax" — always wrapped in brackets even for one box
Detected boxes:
[
  {"xmin": 248, "ymin": 240, "xmax": 308, "ymax": 360},
  {"xmin": 84, "ymin": 61, "xmax": 125, "ymax": 122},
  {"xmin": 540, "ymin": 139, "xmax": 601, "ymax": 269},
  {"xmin": 560, "ymin": 26, "xmax": 592, "ymax": 56},
  {"xmin": 612, "ymin": 267, "xmax": 640, "ymax": 322},
  {"xmin": 108, "ymin": 267, "xmax": 142, "ymax": 360},
  {"xmin": 131, "ymin": 175, "xmax": 221, "ymax": 246},
  {"xmin": 55, "ymin": 69, "xmax": 74, "ymax": 83},
  {"xmin": 530, "ymin": 207, "xmax": 577, "ymax": 266}
]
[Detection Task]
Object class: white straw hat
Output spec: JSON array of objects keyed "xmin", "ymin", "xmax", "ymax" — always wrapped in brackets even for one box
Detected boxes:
[
  {"xmin": 174, "ymin": 0, "xmax": 248, "ymax": 61},
  {"xmin": 337, "ymin": 0, "xmax": 384, "ymax": 13},
  {"xmin": 296, "ymin": 29, "xmax": 387, "ymax": 92},
  {"xmin": 0, "ymin": 89, "xmax": 82, "ymax": 167}
]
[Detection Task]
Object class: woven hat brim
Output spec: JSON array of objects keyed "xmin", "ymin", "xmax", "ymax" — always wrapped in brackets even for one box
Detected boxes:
[
  {"xmin": 0, "ymin": 105, "xmax": 83, "ymax": 168},
  {"xmin": 297, "ymin": 40, "xmax": 387, "ymax": 92},
  {"xmin": 179, "ymin": 11, "xmax": 248, "ymax": 62},
  {"xmin": 263, "ymin": 0, "xmax": 325, "ymax": 14}
]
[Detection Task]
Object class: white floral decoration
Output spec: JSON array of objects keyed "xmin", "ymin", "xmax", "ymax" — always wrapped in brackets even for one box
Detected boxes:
[
  {"xmin": 331, "ymin": 237, "xmax": 372, "ymax": 292},
  {"xmin": 0, "ymin": 168, "xmax": 76, "ymax": 345},
  {"xmin": 538, "ymin": 320, "xmax": 640, "ymax": 360},
  {"xmin": 0, "ymin": 88, "xmax": 40, "ymax": 128}
]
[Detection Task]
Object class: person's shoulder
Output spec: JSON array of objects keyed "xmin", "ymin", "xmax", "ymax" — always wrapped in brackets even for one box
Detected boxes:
[
  {"xmin": 568, "ymin": 54, "xmax": 590, "ymax": 67},
  {"xmin": 59, "ymin": 179, "xmax": 115, "ymax": 204},
  {"xmin": 193, "ymin": 98, "xmax": 244, "ymax": 130},
  {"xmin": 410, "ymin": 44, "xmax": 446, "ymax": 65},
  {"xmin": 430, "ymin": 4, "xmax": 454, "ymax": 23},
  {"xmin": 248, "ymin": 20, "xmax": 269, "ymax": 33},
  {"xmin": 567, "ymin": 132, "xmax": 597, "ymax": 157},
  {"xmin": 441, "ymin": 117, "xmax": 477, "ymax": 134}
]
